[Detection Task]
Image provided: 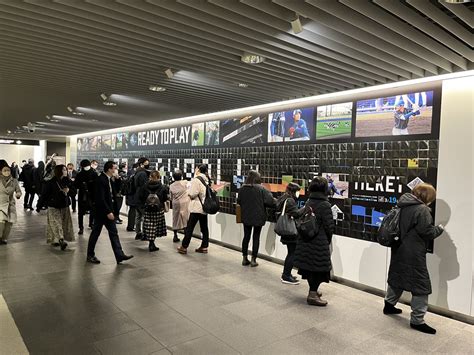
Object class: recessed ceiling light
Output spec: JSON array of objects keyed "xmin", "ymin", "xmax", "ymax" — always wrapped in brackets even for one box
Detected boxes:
[
  {"xmin": 103, "ymin": 101, "xmax": 117, "ymax": 106},
  {"xmin": 165, "ymin": 68, "xmax": 174, "ymax": 79},
  {"xmin": 7, "ymin": 130, "xmax": 12, "ymax": 134},
  {"xmin": 442, "ymin": 0, "xmax": 470, "ymax": 3},
  {"xmin": 16, "ymin": 140, "xmax": 22, "ymax": 144},
  {"xmin": 46, "ymin": 115, "xmax": 52, "ymax": 120},
  {"xmin": 241, "ymin": 52, "xmax": 265, "ymax": 64},
  {"xmin": 238, "ymin": 83, "xmax": 249, "ymax": 88},
  {"xmin": 67, "ymin": 106, "xmax": 74, "ymax": 113},
  {"xmin": 149, "ymin": 85, "xmax": 166, "ymax": 92},
  {"xmin": 100, "ymin": 93, "xmax": 108, "ymax": 101},
  {"xmin": 50, "ymin": 119, "xmax": 61, "ymax": 123},
  {"xmin": 91, "ymin": 119, "xmax": 99, "ymax": 122}
]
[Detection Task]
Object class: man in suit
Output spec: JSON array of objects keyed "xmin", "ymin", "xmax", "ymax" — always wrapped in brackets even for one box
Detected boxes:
[{"xmin": 86, "ymin": 161, "xmax": 133, "ymax": 264}]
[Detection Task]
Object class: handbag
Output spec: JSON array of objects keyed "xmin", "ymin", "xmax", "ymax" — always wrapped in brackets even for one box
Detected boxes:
[
  {"xmin": 164, "ymin": 200, "xmax": 170, "ymax": 213},
  {"xmin": 236, "ymin": 204, "xmax": 242, "ymax": 224},
  {"xmin": 274, "ymin": 199, "xmax": 298, "ymax": 237}
]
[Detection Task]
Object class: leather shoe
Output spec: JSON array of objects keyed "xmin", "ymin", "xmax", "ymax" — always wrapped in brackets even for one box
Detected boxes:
[
  {"xmin": 117, "ymin": 255, "xmax": 134, "ymax": 264},
  {"xmin": 87, "ymin": 256, "xmax": 101, "ymax": 264}
]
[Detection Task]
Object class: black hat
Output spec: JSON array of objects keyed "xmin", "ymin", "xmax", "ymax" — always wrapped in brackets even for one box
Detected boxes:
[{"xmin": 80, "ymin": 159, "xmax": 91, "ymax": 168}]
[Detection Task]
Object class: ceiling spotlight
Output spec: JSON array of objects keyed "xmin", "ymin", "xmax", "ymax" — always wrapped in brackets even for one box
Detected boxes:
[
  {"xmin": 50, "ymin": 119, "xmax": 61, "ymax": 123},
  {"xmin": 100, "ymin": 93, "xmax": 108, "ymax": 101},
  {"xmin": 45, "ymin": 115, "xmax": 52, "ymax": 120},
  {"xmin": 7, "ymin": 130, "xmax": 12, "ymax": 134},
  {"xmin": 67, "ymin": 106, "xmax": 74, "ymax": 113},
  {"xmin": 241, "ymin": 52, "xmax": 265, "ymax": 64},
  {"xmin": 291, "ymin": 15, "xmax": 303, "ymax": 34},
  {"xmin": 103, "ymin": 101, "xmax": 117, "ymax": 106},
  {"xmin": 165, "ymin": 68, "xmax": 174, "ymax": 79},
  {"xmin": 238, "ymin": 83, "xmax": 249, "ymax": 88},
  {"xmin": 149, "ymin": 85, "xmax": 166, "ymax": 92}
]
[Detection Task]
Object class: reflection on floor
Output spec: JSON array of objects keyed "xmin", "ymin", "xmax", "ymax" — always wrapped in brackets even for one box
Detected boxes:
[{"xmin": 0, "ymin": 207, "xmax": 472, "ymax": 354}]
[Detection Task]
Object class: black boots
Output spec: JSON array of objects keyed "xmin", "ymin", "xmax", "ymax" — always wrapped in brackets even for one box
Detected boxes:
[
  {"xmin": 250, "ymin": 256, "xmax": 258, "ymax": 267},
  {"xmin": 149, "ymin": 240, "xmax": 159, "ymax": 252},
  {"xmin": 410, "ymin": 323, "xmax": 436, "ymax": 334},
  {"xmin": 58, "ymin": 239, "xmax": 67, "ymax": 251},
  {"xmin": 307, "ymin": 291, "xmax": 327, "ymax": 306},
  {"xmin": 173, "ymin": 231, "xmax": 180, "ymax": 243},
  {"xmin": 242, "ymin": 256, "xmax": 251, "ymax": 266},
  {"xmin": 383, "ymin": 300, "xmax": 403, "ymax": 315}
]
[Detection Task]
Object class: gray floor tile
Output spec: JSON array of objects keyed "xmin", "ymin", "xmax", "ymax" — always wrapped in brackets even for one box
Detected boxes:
[
  {"xmin": 170, "ymin": 334, "xmax": 239, "ymax": 355},
  {"xmin": 82, "ymin": 311, "xmax": 141, "ymax": 341},
  {"xmin": 93, "ymin": 329, "xmax": 165, "ymax": 355}
]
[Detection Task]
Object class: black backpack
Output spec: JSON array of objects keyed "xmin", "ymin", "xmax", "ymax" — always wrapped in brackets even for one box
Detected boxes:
[
  {"xmin": 296, "ymin": 206, "xmax": 321, "ymax": 242},
  {"xmin": 123, "ymin": 174, "xmax": 136, "ymax": 196},
  {"xmin": 145, "ymin": 192, "xmax": 162, "ymax": 212},
  {"xmin": 377, "ymin": 207, "xmax": 401, "ymax": 247},
  {"xmin": 196, "ymin": 176, "xmax": 220, "ymax": 215}
]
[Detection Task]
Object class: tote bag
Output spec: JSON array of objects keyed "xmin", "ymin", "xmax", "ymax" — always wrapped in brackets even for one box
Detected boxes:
[{"xmin": 274, "ymin": 199, "xmax": 297, "ymax": 237}]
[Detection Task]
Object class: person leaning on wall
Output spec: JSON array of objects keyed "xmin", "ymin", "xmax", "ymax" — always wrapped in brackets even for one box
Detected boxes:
[
  {"xmin": 0, "ymin": 160, "xmax": 22, "ymax": 245},
  {"xmin": 383, "ymin": 183, "xmax": 444, "ymax": 335}
]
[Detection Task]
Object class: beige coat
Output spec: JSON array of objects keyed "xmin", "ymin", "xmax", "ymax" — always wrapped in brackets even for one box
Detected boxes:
[
  {"xmin": 188, "ymin": 175, "xmax": 208, "ymax": 214},
  {"xmin": 0, "ymin": 177, "xmax": 22, "ymax": 223},
  {"xmin": 169, "ymin": 180, "xmax": 190, "ymax": 230}
]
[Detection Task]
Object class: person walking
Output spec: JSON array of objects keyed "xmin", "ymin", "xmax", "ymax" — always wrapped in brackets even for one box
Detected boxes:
[
  {"xmin": 112, "ymin": 162, "xmax": 127, "ymax": 224},
  {"xmin": 34, "ymin": 161, "xmax": 46, "ymax": 211},
  {"xmin": 169, "ymin": 170, "xmax": 189, "ymax": 243},
  {"xmin": 133, "ymin": 157, "xmax": 151, "ymax": 240},
  {"xmin": 237, "ymin": 170, "xmax": 275, "ymax": 267},
  {"xmin": 19, "ymin": 158, "xmax": 36, "ymax": 210},
  {"xmin": 10, "ymin": 162, "xmax": 19, "ymax": 180},
  {"xmin": 384, "ymin": 183, "xmax": 444, "ymax": 335},
  {"xmin": 177, "ymin": 164, "xmax": 210, "ymax": 254},
  {"xmin": 125, "ymin": 163, "xmax": 138, "ymax": 232},
  {"xmin": 39, "ymin": 165, "xmax": 75, "ymax": 250},
  {"xmin": 276, "ymin": 182, "xmax": 307, "ymax": 284},
  {"xmin": 0, "ymin": 162, "xmax": 22, "ymax": 245},
  {"xmin": 137, "ymin": 171, "xmax": 169, "ymax": 252},
  {"xmin": 66, "ymin": 163, "xmax": 78, "ymax": 212},
  {"xmin": 86, "ymin": 161, "xmax": 133, "ymax": 264},
  {"xmin": 74, "ymin": 160, "xmax": 97, "ymax": 235},
  {"xmin": 293, "ymin": 177, "xmax": 334, "ymax": 306}
]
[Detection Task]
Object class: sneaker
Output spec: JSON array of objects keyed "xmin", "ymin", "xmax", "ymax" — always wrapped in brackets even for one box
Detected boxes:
[
  {"xmin": 135, "ymin": 233, "xmax": 143, "ymax": 240},
  {"xmin": 87, "ymin": 256, "xmax": 101, "ymax": 264},
  {"xmin": 281, "ymin": 274, "xmax": 300, "ymax": 285},
  {"xmin": 0, "ymin": 240, "xmax": 7, "ymax": 245},
  {"xmin": 126, "ymin": 227, "xmax": 136, "ymax": 232},
  {"xmin": 78, "ymin": 228, "xmax": 84, "ymax": 235}
]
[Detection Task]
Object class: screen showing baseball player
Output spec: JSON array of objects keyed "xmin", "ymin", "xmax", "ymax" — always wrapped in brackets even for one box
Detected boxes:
[
  {"xmin": 267, "ymin": 107, "xmax": 314, "ymax": 143},
  {"xmin": 355, "ymin": 90, "xmax": 433, "ymax": 137}
]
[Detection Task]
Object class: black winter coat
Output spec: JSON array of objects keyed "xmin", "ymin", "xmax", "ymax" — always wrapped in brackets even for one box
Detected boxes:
[
  {"xmin": 237, "ymin": 184, "xmax": 275, "ymax": 227},
  {"xmin": 276, "ymin": 193, "xmax": 306, "ymax": 244},
  {"xmin": 19, "ymin": 164, "xmax": 36, "ymax": 190},
  {"xmin": 128, "ymin": 168, "xmax": 149, "ymax": 207},
  {"xmin": 74, "ymin": 169, "xmax": 97, "ymax": 211},
  {"xmin": 293, "ymin": 192, "xmax": 334, "ymax": 272},
  {"xmin": 39, "ymin": 177, "xmax": 70, "ymax": 209},
  {"xmin": 34, "ymin": 162, "xmax": 45, "ymax": 195},
  {"xmin": 93, "ymin": 173, "xmax": 115, "ymax": 217},
  {"xmin": 387, "ymin": 193, "xmax": 443, "ymax": 296},
  {"xmin": 137, "ymin": 181, "xmax": 169, "ymax": 209}
]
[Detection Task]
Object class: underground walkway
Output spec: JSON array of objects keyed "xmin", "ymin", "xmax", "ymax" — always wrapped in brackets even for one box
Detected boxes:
[{"xmin": 0, "ymin": 207, "xmax": 472, "ymax": 354}]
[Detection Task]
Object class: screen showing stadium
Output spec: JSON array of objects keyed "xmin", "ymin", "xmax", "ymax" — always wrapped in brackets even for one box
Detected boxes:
[
  {"xmin": 355, "ymin": 91, "xmax": 434, "ymax": 138},
  {"xmin": 267, "ymin": 107, "xmax": 315, "ymax": 143},
  {"xmin": 316, "ymin": 102, "xmax": 352, "ymax": 140}
]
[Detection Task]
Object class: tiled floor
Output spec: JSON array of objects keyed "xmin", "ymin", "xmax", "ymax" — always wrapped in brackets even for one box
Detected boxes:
[{"xmin": 0, "ymin": 206, "xmax": 472, "ymax": 354}]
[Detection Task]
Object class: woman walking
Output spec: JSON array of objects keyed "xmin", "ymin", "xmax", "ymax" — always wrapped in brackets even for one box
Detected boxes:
[
  {"xmin": 137, "ymin": 171, "xmax": 169, "ymax": 252},
  {"xmin": 294, "ymin": 177, "xmax": 334, "ymax": 306},
  {"xmin": 276, "ymin": 182, "xmax": 306, "ymax": 284},
  {"xmin": 169, "ymin": 170, "xmax": 189, "ymax": 243},
  {"xmin": 0, "ymin": 162, "xmax": 22, "ymax": 244},
  {"xmin": 384, "ymin": 183, "xmax": 444, "ymax": 334},
  {"xmin": 237, "ymin": 170, "xmax": 275, "ymax": 267},
  {"xmin": 177, "ymin": 164, "xmax": 210, "ymax": 254},
  {"xmin": 39, "ymin": 164, "xmax": 75, "ymax": 250}
]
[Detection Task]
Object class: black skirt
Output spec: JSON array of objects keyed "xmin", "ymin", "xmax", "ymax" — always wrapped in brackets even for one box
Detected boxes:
[
  {"xmin": 298, "ymin": 269, "xmax": 330, "ymax": 284},
  {"xmin": 143, "ymin": 210, "xmax": 167, "ymax": 240}
]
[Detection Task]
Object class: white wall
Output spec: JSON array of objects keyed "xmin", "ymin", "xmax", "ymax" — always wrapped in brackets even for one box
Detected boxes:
[{"xmin": 0, "ymin": 144, "xmax": 45, "ymax": 165}]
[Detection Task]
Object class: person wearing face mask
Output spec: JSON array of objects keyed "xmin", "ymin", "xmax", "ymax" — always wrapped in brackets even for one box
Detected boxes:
[
  {"xmin": 237, "ymin": 170, "xmax": 275, "ymax": 267},
  {"xmin": 74, "ymin": 160, "xmax": 97, "ymax": 235},
  {"xmin": 276, "ymin": 182, "xmax": 307, "ymax": 284},
  {"xmin": 86, "ymin": 161, "xmax": 133, "ymax": 264},
  {"xmin": 133, "ymin": 157, "xmax": 151, "ymax": 240},
  {"xmin": 90, "ymin": 160, "xmax": 100, "ymax": 175},
  {"xmin": 19, "ymin": 158, "xmax": 36, "ymax": 210},
  {"xmin": 66, "ymin": 163, "xmax": 78, "ymax": 213},
  {"xmin": 0, "ymin": 162, "xmax": 22, "ymax": 245},
  {"xmin": 39, "ymin": 165, "xmax": 75, "ymax": 250},
  {"xmin": 112, "ymin": 162, "xmax": 128, "ymax": 224}
]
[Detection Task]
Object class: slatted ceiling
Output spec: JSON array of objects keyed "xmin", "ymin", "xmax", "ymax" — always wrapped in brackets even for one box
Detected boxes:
[{"xmin": 0, "ymin": 0, "xmax": 472, "ymax": 141}]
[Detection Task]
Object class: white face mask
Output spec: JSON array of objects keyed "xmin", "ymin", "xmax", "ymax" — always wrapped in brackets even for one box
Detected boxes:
[
  {"xmin": 1, "ymin": 170, "xmax": 11, "ymax": 177},
  {"xmin": 84, "ymin": 166, "xmax": 91, "ymax": 171},
  {"xmin": 295, "ymin": 191, "xmax": 300, "ymax": 198}
]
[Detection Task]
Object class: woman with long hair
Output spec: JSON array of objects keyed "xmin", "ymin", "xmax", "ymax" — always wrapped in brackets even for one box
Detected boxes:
[
  {"xmin": 0, "ymin": 161, "xmax": 22, "ymax": 244},
  {"xmin": 237, "ymin": 170, "xmax": 275, "ymax": 267},
  {"xmin": 39, "ymin": 164, "xmax": 75, "ymax": 250}
]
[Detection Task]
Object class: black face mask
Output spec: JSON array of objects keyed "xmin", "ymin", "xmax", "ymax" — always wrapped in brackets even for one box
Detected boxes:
[{"xmin": 143, "ymin": 164, "xmax": 150, "ymax": 170}]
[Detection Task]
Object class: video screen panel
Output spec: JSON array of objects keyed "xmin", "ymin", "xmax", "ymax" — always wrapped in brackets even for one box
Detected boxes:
[
  {"xmin": 356, "ymin": 91, "xmax": 434, "ymax": 137},
  {"xmin": 221, "ymin": 115, "xmax": 266, "ymax": 146},
  {"xmin": 191, "ymin": 123, "xmax": 205, "ymax": 147},
  {"xmin": 205, "ymin": 121, "xmax": 220, "ymax": 146},
  {"xmin": 267, "ymin": 108, "xmax": 314, "ymax": 143},
  {"xmin": 316, "ymin": 102, "xmax": 352, "ymax": 140}
]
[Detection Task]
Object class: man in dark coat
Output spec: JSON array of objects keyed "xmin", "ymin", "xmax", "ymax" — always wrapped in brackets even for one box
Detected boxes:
[
  {"xmin": 19, "ymin": 158, "xmax": 36, "ymax": 210},
  {"xmin": 74, "ymin": 160, "xmax": 97, "ymax": 235},
  {"xmin": 384, "ymin": 184, "xmax": 444, "ymax": 335},
  {"xmin": 133, "ymin": 157, "xmax": 150, "ymax": 240},
  {"xmin": 86, "ymin": 161, "xmax": 133, "ymax": 264}
]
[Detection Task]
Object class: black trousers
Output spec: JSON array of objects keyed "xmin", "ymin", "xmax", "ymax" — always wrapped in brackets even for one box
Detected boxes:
[
  {"xmin": 69, "ymin": 194, "xmax": 76, "ymax": 211},
  {"xmin": 24, "ymin": 188, "xmax": 35, "ymax": 208},
  {"xmin": 283, "ymin": 243, "xmax": 297, "ymax": 276},
  {"xmin": 242, "ymin": 225, "xmax": 262, "ymax": 257},
  {"xmin": 87, "ymin": 215, "xmax": 125, "ymax": 261},
  {"xmin": 182, "ymin": 213, "xmax": 209, "ymax": 249},
  {"xmin": 114, "ymin": 196, "xmax": 124, "ymax": 219},
  {"xmin": 78, "ymin": 206, "xmax": 94, "ymax": 230},
  {"xmin": 127, "ymin": 206, "xmax": 136, "ymax": 230}
]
